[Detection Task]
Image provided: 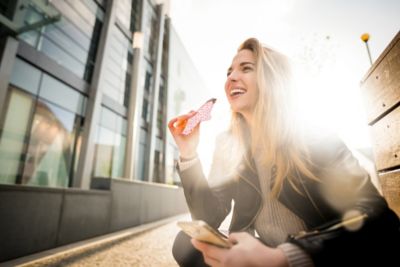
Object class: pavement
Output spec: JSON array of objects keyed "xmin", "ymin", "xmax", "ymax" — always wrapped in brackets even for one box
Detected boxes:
[{"xmin": 2, "ymin": 214, "xmax": 191, "ymax": 267}]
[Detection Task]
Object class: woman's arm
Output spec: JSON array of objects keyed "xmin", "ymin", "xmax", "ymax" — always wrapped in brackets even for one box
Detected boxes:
[
  {"xmin": 177, "ymin": 140, "xmax": 235, "ymax": 229},
  {"xmin": 169, "ymin": 114, "xmax": 234, "ymax": 228}
]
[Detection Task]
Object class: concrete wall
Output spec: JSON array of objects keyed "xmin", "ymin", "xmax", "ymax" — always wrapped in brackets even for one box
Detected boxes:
[
  {"xmin": 0, "ymin": 180, "xmax": 188, "ymax": 262},
  {"xmin": 0, "ymin": 185, "xmax": 63, "ymax": 261}
]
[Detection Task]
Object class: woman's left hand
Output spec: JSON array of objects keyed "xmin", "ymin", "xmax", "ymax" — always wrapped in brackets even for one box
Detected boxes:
[{"xmin": 191, "ymin": 232, "xmax": 289, "ymax": 267}]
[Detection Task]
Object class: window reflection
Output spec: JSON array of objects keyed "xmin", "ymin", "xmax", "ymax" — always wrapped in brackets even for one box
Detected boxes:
[
  {"xmin": 22, "ymin": 100, "xmax": 82, "ymax": 187},
  {"xmin": 2, "ymin": 58, "xmax": 87, "ymax": 188},
  {"xmin": 93, "ymin": 107, "xmax": 127, "ymax": 178},
  {"xmin": 0, "ymin": 89, "xmax": 34, "ymax": 184},
  {"xmin": 102, "ymin": 24, "xmax": 133, "ymax": 106},
  {"xmin": 17, "ymin": 0, "xmax": 103, "ymax": 82},
  {"xmin": 93, "ymin": 126, "xmax": 115, "ymax": 177}
]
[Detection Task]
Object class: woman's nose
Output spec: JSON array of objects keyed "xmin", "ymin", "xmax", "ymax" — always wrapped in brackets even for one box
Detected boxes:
[{"xmin": 227, "ymin": 70, "xmax": 238, "ymax": 81}]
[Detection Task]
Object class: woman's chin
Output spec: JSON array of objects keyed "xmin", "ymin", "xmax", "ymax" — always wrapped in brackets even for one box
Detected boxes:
[{"xmin": 230, "ymin": 103, "xmax": 245, "ymax": 112}]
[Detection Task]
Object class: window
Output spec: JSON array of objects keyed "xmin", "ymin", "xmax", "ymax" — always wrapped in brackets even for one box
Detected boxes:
[
  {"xmin": 10, "ymin": 58, "xmax": 41, "ymax": 95},
  {"xmin": 39, "ymin": 74, "xmax": 86, "ymax": 116},
  {"xmin": 0, "ymin": 89, "xmax": 35, "ymax": 184},
  {"xmin": 142, "ymin": 99, "xmax": 149, "ymax": 121},
  {"xmin": 93, "ymin": 107, "xmax": 127, "ymax": 178},
  {"xmin": 18, "ymin": 0, "xmax": 104, "ymax": 82},
  {"xmin": 0, "ymin": 59, "xmax": 87, "ymax": 188},
  {"xmin": 141, "ymin": 70, "xmax": 152, "ymax": 124},
  {"xmin": 22, "ymin": 100, "xmax": 83, "ymax": 187},
  {"xmin": 142, "ymin": 2, "xmax": 158, "ymax": 61},
  {"xmin": 115, "ymin": 0, "xmax": 142, "ymax": 34},
  {"xmin": 102, "ymin": 24, "xmax": 133, "ymax": 106},
  {"xmin": 93, "ymin": 126, "xmax": 114, "ymax": 177}
]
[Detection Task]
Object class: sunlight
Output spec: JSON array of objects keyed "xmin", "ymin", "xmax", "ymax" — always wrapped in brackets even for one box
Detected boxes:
[
  {"xmin": 294, "ymin": 61, "xmax": 371, "ymax": 149},
  {"xmin": 266, "ymin": 0, "xmax": 294, "ymax": 18}
]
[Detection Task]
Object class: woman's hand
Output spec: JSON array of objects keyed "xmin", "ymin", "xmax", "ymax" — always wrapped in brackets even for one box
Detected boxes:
[
  {"xmin": 168, "ymin": 111, "xmax": 200, "ymax": 159},
  {"xmin": 191, "ymin": 232, "xmax": 289, "ymax": 267}
]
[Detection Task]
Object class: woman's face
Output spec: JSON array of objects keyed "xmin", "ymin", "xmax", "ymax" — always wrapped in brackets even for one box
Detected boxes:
[{"xmin": 225, "ymin": 49, "xmax": 258, "ymax": 119}]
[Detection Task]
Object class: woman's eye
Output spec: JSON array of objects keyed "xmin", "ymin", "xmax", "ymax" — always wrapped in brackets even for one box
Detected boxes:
[{"xmin": 243, "ymin": 67, "xmax": 253, "ymax": 72}]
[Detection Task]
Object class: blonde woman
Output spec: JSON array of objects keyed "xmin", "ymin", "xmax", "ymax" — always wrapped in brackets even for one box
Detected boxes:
[{"xmin": 168, "ymin": 38, "xmax": 399, "ymax": 267}]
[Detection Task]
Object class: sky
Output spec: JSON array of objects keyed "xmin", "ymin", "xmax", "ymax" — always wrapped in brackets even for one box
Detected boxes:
[{"xmin": 168, "ymin": 0, "xmax": 400, "ymax": 169}]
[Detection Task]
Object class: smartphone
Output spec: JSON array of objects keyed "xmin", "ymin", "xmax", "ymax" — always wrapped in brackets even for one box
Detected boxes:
[
  {"xmin": 177, "ymin": 220, "xmax": 231, "ymax": 248},
  {"xmin": 181, "ymin": 98, "xmax": 217, "ymax": 135}
]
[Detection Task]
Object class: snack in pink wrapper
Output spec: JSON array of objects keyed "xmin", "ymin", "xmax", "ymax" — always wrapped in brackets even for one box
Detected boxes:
[{"xmin": 182, "ymin": 98, "xmax": 217, "ymax": 135}]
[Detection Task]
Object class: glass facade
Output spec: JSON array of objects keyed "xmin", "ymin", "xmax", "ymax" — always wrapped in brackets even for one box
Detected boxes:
[
  {"xmin": 22, "ymin": 99, "xmax": 83, "ymax": 187},
  {"xmin": 102, "ymin": 24, "xmax": 133, "ymax": 107},
  {"xmin": 0, "ymin": 0, "xmax": 184, "ymax": 188},
  {"xmin": 115, "ymin": 0, "xmax": 142, "ymax": 32},
  {"xmin": 0, "ymin": 89, "xmax": 34, "ymax": 184},
  {"xmin": 17, "ymin": 0, "xmax": 104, "ymax": 82},
  {"xmin": 101, "ymin": 0, "xmax": 141, "ymax": 108},
  {"xmin": 153, "ymin": 78, "xmax": 166, "ymax": 183},
  {"xmin": 0, "ymin": 0, "xmax": 15, "ymax": 20},
  {"xmin": 141, "ymin": 69, "xmax": 153, "ymax": 124},
  {"xmin": 0, "ymin": 59, "xmax": 86, "ymax": 187},
  {"xmin": 0, "ymin": 1, "xmax": 8, "ymax": 16},
  {"xmin": 137, "ymin": 67, "xmax": 151, "ymax": 181},
  {"xmin": 93, "ymin": 107, "xmax": 127, "ymax": 178},
  {"xmin": 142, "ymin": 0, "xmax": 158, "ymax": 62},
  {"xmin": 134, "ymin": 0, "xmax": 165, "ymax": 182}
]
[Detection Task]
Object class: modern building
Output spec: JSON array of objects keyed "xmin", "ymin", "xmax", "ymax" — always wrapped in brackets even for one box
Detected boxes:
[
  {"xmin": 165, "ymin": 26, "xmax": 209, "ymax": 185},
  {"xmin": 0, "ymin": 0, "xmax": 205, "ymax": 262}
]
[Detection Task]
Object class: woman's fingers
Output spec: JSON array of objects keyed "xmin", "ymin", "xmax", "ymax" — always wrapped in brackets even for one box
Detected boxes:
[
  {"xmin": 168, "ymin": 111, "xmax": 197, "ymax": 132},
  {"xmin": 191, "ymin": 239, "xmax": 226, "ymax": 266},
  {"xmin": 168, "ymin": 118, "xmax": 183, "ymax": 134},
  {"xmin": 175, "ymin": 118, "xmax": 187, "ymax": 128},
  {"xmin": 168, "ymin": 117, "xmax": 178, "ymax": 129}
]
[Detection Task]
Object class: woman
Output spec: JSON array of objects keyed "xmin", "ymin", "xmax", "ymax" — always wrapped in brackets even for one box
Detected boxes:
[{"xmin": 168, "ymin": 38, "xmax": 400, "ymax": 267}]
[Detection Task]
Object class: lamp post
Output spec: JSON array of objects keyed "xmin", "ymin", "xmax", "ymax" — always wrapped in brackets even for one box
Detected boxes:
[{"xmin": 361, "ymin": 33, "xmax": 373, "ymax": 66}]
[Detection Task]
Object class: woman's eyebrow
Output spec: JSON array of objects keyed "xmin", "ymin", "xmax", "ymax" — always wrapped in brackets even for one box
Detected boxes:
[
  {"xmin": 227, "ymin": 62, "xmax": 255, "ymax": 72},
  {"xmin": 240, "ymin": 62, "xmax": 255, "ymax": 66}
]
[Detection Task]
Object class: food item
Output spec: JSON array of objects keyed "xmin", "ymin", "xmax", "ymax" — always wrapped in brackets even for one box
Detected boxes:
[{"xmin": 182, "ymin": 98, "xmax": 216, "ymax": 135}]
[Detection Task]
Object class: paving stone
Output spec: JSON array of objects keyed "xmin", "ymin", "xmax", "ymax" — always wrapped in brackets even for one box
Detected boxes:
[{"xmin": 27, "ymin": 221, "xmax": 182, "ymax": 267}]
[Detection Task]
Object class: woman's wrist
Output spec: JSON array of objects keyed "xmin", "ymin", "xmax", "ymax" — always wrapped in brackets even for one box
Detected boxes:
[{"xmin": 179, "ymin": 153, "xmax": 198, "ymax": 162}]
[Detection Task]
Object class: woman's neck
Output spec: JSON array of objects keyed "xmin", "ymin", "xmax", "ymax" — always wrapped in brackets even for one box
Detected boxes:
[{"xmin": 241, "ymin": 111, "xmax": 254, "ymax": 128}]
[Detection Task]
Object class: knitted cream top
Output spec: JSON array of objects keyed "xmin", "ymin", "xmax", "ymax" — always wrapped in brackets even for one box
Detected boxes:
[{"xmin": 253, "ymin": 158, "xmax": 306, "ymax": 247}]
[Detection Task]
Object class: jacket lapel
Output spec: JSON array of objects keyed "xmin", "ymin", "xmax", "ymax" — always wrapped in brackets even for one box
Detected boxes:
[
  {"xmin": 230, "ymin": 160, "xmax": 262, "ymax": 232},
  {"xmin": 232, "ymin": 159, "xmax": 336, "ymax": 231}
]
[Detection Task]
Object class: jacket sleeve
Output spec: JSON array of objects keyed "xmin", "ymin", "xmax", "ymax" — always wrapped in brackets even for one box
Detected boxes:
[
  {"xmin": 289, "ymin": 135, "xmax": 400, "ymax": 266},
  {"xmin": 177, "ymin": 135, "xmax": 235, "ymax": 229}
]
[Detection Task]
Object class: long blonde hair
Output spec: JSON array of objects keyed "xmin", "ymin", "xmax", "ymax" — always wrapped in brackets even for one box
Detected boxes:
[{"xmin": 230, "ymin": 38, "xmax": 318, "ymax": 197}]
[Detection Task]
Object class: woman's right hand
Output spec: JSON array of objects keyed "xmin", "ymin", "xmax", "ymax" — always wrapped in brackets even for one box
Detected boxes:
[{"xmin": 168, "ymin": 111, "xmax": 200, "ymax": 159}]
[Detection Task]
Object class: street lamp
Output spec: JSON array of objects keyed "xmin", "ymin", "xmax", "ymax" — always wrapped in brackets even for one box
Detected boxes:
[{"xmin": 361, "ymin": 33, "xmax": 373, "ymax": 66}]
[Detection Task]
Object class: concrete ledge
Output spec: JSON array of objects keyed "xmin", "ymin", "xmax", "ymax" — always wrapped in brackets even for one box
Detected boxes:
[{"xmin": 1, "ymin": 214, "xmax": 188, "ymax": 267}]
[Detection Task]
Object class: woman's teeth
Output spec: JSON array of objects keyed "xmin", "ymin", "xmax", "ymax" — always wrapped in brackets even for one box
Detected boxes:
[{"xmin": 230, "ymin": 88, "xmax": 246, "ymax": 96}]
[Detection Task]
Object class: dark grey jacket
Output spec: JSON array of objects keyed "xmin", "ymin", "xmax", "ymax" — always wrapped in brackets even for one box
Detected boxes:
[{"xmin": 178, "ymin": 133, "xmax": 400, "ymax": 266}]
